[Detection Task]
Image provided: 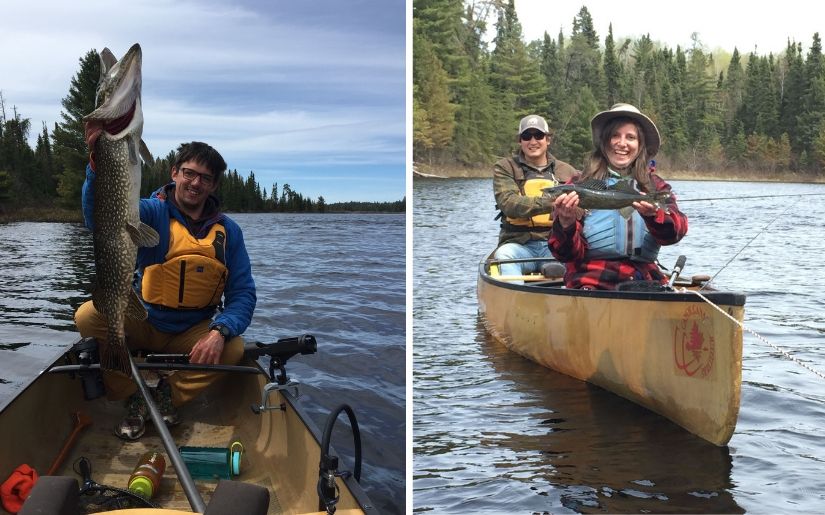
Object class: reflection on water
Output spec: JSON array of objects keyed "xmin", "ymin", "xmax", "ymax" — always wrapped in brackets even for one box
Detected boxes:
[
  {"xmin": 414, "ymin": 178, "xmax": 825, "ymax": 513},
  {"xmin": 476, "ymin": 317, "xmax": 741, "ymax": 514}
]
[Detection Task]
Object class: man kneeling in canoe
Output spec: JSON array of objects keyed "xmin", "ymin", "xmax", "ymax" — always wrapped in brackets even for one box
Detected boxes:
[{"xmin": 75, "ymin": 141, "xmax": 257, "ymax": 440}]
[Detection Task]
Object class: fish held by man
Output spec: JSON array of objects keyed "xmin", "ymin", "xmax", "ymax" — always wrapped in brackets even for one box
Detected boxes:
[
  {"xmin": 84, "ymin": 43, "xmax": 159, "ymax": 376},
  {"xmin": 543, "ymin": 179, "xmax": 671, "ymax": 213}
]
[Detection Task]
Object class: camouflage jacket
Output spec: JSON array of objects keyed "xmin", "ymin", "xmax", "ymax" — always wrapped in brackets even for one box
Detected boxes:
[{"xmin": 493, "ymin": 151, "xmax": 578, "ymax": 245}]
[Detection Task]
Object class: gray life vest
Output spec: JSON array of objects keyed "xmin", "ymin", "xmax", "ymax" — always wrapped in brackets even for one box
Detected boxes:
[{"xmin": 581, "ymin": 176, "xmax": 660, "ymax": 262}]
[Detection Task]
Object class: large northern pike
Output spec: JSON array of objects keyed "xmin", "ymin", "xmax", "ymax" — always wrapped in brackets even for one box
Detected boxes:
[
  {"xmin": 543, "ymin": 179, "xmax": 671, "ymax": 211},
  {"xmin": 84, "ymin": 43, "xmax": 158, "ymax": 376}
]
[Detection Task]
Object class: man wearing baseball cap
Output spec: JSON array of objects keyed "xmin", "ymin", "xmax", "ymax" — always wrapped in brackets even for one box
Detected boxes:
[{"xmin": 492, "ymin": 114, "xmax": 577, "ymax": 280}]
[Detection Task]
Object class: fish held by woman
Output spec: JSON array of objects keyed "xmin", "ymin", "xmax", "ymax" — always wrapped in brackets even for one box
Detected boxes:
[
  {"xmin": 84, "ymin": 43, "xmax": 159, "ymax": 376},
  {"xmin": 543, "ymin": 179, "xmax": 671, "ymax": 215}
]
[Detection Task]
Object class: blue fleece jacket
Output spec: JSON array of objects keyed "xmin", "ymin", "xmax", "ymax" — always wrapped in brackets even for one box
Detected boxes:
[{"xmin": 82, "ymin": 164, "xmax": 256, "ymax": 336}]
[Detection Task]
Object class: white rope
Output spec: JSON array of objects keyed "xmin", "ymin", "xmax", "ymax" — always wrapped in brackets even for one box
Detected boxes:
[{"xmin": 678, "ymin": 287, "xmax": 825, "ymax": 381}]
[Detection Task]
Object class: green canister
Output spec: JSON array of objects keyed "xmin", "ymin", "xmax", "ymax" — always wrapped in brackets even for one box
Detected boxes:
[
  {"xmin": 128, "ymin": 451, "xmax": 166, "ymax": 498},
  {"xmin": 179, "ymin": 441, "xmax": 244, "ymax": 480}
]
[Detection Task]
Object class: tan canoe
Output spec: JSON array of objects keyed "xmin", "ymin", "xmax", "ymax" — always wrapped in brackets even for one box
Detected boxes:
[
  {"xmin": 0, "ymin": 337, "xmax": 376, "ymax": 514},
  {"xmin": 477, "ymin": 255, "xmax": 745, "ymax": 446}
]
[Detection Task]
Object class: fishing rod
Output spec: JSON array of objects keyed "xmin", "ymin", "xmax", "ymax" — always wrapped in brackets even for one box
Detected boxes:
[
  {"xmin": 700, "ymin": 197, "xmax": 800, "ymax": 290},
  {"xmin": 679, "ymin": 192, "xmax": 825, "ymax": 202}
]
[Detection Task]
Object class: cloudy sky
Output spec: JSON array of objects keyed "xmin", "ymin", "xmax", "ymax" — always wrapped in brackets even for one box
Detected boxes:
[
  {"xmin": 1, "ymin": 0, "xmax": 406, "ymax": 203},
  {"xmin": 514, "ymin": 0, "xmax": 824, "ymax": 55}
]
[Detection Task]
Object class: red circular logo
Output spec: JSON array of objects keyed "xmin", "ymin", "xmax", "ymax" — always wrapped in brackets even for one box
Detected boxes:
[{"xmin": 674, "ymin": 304, "xmax": 715, "ymax": 378}]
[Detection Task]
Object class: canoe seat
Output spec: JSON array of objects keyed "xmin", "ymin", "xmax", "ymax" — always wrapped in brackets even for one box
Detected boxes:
[
  {"xmin": 18, "ymin": 475, "xmax": 79, "ymax": 515},
  {"xmin": 204, "ymin": 479, "xmax": 269, "ymax": 515},
  {"xmin": 540, "ymin": 262, "xmax": 566, "ymax": 278}
]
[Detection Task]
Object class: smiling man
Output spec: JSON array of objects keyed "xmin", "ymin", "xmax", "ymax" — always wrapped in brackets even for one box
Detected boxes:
[
  {"xmin": 75, "ymin": 141, "xmax": 257, "ymax": 440},
  {"xmin": 492, "ymin": 115, "xmax": 578, "ymax": 281}
]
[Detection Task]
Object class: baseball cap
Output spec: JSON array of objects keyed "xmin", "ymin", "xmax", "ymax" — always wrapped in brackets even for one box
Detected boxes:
[{"xmin": 518, "ymin": 115, "xmax": 549, "ymax": 135}]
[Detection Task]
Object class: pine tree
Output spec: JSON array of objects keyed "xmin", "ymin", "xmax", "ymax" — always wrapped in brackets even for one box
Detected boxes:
[
  {"xmin": 722, "ymin": 48, "xmax": 746, "ymax": 140},
  {"xmin": 539, "ymin": 32, "xmax": 564, "ymax": 116},
  {"xmin": 488, "ymin": 0, "xmax": 545, "ymax": 155},
  {"xmin": 413, "ymin": 33, "xmax": 456, "ymax": 162},
  {"xmin": 53, "ymin": 49, "xmax": 100, "ymax": 208},
  {"xmin": 797, "ymin": 33, "xmax": 825, "ymax": 168},
  {"xmin": 33, "ymin": 122, "xmax": 56, "ymax": 198},
  {"xmin": 565, "ymin": 6, "xmax": 603, "ymax": 100},
  {"xmin": 554, "ymin": 86, "xmax": 600, "ymax": 167},
  {"xmin": 779, "ymin": 41, "xmax": 805, "ymax": 160},
  {"xmin": 603, "ymin": 24, "xmax": 622, "ymax": 106}
]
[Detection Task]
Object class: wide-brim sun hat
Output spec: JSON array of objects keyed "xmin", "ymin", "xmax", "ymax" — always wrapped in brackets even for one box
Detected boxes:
[{"xmin": 591, "ymin": 103, "xmax": 661, "ymax": 157}]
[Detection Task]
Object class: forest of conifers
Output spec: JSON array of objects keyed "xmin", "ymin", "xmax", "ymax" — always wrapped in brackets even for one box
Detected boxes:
[
  {"xmin": 0, "ymin": 51, "xmax": 404, "ymax": 216},
  {"xmin": 413, "ymin": 0, "xmax": 825, "ymax": 176}
]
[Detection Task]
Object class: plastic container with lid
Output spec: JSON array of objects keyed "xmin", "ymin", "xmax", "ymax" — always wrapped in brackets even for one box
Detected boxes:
[
  {"xmin": 128, "ymin": 451, "xmax": 166, "ymax": 498},
  {"xmin": 179, "ymin": 441, "xmax": 244, "ymax": 480}
]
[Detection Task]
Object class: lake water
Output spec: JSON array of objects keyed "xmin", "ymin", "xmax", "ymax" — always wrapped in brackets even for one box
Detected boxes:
[
  {"xmin": 413, "ymin": 177, "xmax": 825, "ymax": 513},
  {"xmin": 0, "ymin": 212, "xmax": 406, "ymax": 514}
]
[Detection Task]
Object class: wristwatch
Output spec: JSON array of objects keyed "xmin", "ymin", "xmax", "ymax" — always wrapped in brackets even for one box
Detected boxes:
[{"xmin": 211, "ymin": 324, "xmax": 231, "ymax": 341}]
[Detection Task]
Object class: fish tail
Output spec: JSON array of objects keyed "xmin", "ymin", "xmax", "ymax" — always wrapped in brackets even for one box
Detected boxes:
[{"xmin": 100, "ymin": 339, "xmax": 132, "ymax": 377}]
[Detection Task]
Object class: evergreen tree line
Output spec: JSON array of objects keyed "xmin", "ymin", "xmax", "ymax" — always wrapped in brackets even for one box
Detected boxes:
[
  {"xmin": 0, "ymin": 50, "xmax": 403, "ymax": 214},
  {"xmin": 414, "ymin": 0, "xmax": 825, "ymax": 175}
]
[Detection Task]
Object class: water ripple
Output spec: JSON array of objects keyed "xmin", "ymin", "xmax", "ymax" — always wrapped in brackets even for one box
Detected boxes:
[{"xmin": 414, "ymin": 178, "xmax": 825, "ymax": 513}]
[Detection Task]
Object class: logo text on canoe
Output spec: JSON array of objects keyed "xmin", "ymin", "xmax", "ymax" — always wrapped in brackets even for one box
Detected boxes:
[{"xmin": 673, "ymin": 305, "xmax": 715, "ymax": 378}]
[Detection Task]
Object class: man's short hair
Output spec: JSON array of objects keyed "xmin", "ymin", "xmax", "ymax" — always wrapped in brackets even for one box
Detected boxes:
[{"xmin": 173, "ymin": 142, "xmax": 227, "ymax": 181}]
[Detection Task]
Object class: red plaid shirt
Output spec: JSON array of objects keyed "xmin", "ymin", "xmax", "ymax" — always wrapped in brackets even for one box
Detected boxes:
[{"xmin": 548, "ymin": 173, "xmax": 688, "ymax": 290}]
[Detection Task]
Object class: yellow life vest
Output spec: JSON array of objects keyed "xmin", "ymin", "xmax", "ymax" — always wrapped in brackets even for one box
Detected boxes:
[
  {"xmin": 141, "ymin": 220, "xmax": 228, "ymax": 309},
  {"xmin": 505, "ymin": 177, "xmax": 557, "ymax": 228}
]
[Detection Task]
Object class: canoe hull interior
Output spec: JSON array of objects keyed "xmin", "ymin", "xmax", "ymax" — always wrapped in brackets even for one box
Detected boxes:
[
  {"xmin": 0, "ymin": 353, "xmax": 371, "ymax": 514},
  {"xmin": 477, "ymin": 264, "xmax": 744, "ymax": 446}
]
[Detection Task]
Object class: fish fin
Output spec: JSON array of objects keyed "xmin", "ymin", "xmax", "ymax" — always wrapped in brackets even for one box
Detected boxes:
[
  {"xmin": 576, "ymin": 179, "xmax": 609, "ymax": 191},
  {"xmin": 610, "ymin": 180, "xmax": 638, "ymax": 193},
  {"xmin": 619, "ymin": 206, "xmax": 635, "ymax": 219},
  {"xmin": 100, "ymin": 339, "xmax": 132, "ymax": 377},
  {"xmin": 127, "ymin": 221, "xmax": 160, "ymax": 248},
  {"xmin": 99, "ymin": 48, "xmax": 118, "ymax": 74},
  {"xmin": 139, "ymin": 139, "xmax": 154, "ymax": 166},
  {"xmin": 125, "ymin": 289, "xmax": 148, "ymax": 321}
]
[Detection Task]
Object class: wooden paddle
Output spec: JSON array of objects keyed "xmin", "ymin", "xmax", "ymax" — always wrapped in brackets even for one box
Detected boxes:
[{"xmin": 46, "ymin": 411, "xmax": 92, "ymax": 475}]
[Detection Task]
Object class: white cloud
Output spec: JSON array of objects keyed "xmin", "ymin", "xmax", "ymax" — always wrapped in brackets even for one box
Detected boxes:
[{"xmin": 1, "ymin": 0, "xmax": 405, "ymax": 202}]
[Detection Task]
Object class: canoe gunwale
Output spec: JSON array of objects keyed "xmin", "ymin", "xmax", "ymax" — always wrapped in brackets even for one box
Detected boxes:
[
  {"xmin": 478, "ymin": 260, "xmax": 747, "ymax": 307},
  {"xmin": 1, "ymin": 340, "xmax": 377, "ymax": 514},
  {"xmin": 477, "ymin": 252, "xmax": 745, "ymax": 446}
]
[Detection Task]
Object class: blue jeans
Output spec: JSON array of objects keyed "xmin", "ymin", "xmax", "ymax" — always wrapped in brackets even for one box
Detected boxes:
[{"xmin": 493, "ymin": 240, "xmax": 552, "ymax": 278}]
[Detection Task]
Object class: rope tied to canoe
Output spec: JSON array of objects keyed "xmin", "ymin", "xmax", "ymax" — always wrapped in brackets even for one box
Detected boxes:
[{"xmin": 679, "ymin": 287, "xmax": 825, "ymax": 381}]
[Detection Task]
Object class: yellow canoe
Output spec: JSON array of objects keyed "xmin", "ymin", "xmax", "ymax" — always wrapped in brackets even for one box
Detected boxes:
[
  {"xmin": 477, "ymin": 255, "xmax": 745, "ymax": 446},
  {"xmin": 1, "ymin": 337, "xmax": 375, "ymax": 514}
]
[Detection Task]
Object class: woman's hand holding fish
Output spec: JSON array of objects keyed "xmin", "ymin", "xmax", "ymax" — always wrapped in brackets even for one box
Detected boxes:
[
  {"xmin": 553, "ymin": 192, "xmax": 580, "ymax": 228},
  {"xmin": 632, "ymin": 200, "xmax": 658, "ymax": 217}
]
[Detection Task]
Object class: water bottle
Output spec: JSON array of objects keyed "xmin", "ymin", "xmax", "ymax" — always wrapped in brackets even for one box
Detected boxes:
[
  {"xmin": 128, "ymin": 451, "xmax": 166, "ymax": 499},
  {"xmin": 179, "ymin": 441, "xmax": 244, "ymax": 480}
]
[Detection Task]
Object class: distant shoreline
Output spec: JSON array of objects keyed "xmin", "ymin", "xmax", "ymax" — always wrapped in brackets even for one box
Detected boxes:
[
  {"xmin": 0, "ymin": 208, "xmax": 404, "ymax": 223},
  {"xmin": 413, "ymin": 163, "xmax": 825, "ymax": 184}
]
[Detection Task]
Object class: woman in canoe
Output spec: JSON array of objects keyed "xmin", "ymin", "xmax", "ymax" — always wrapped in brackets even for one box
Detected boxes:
[{"xmin": 549, "ymin": 103, "xmax": 688, "ymax": 290}]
